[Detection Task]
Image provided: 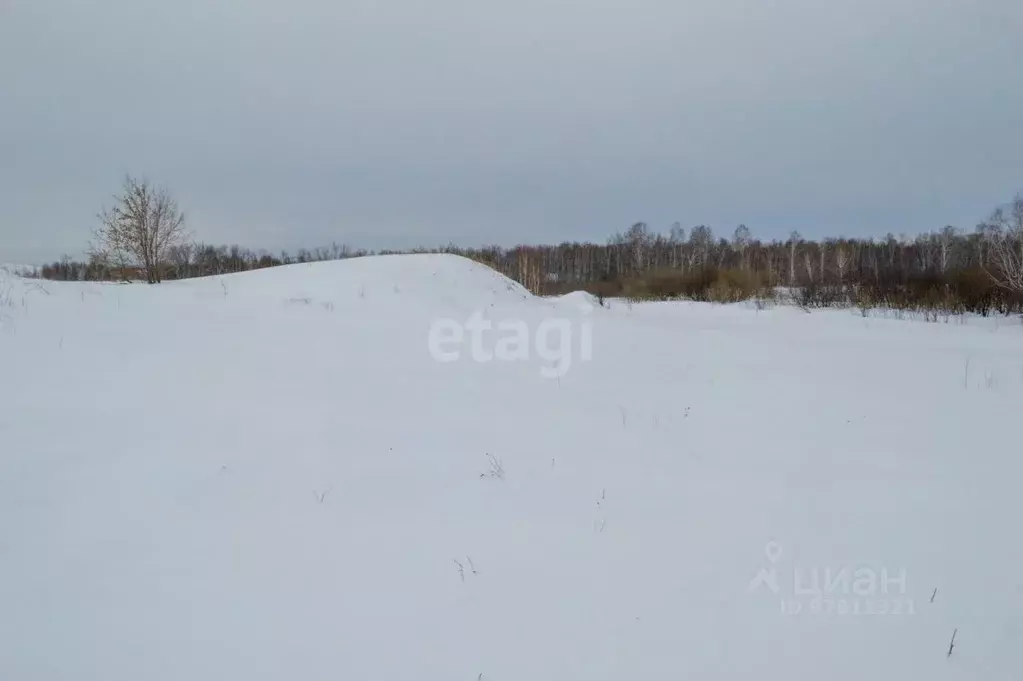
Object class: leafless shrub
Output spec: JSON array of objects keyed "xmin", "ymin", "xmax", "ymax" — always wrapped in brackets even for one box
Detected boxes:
[{"xmin": 480, "ymin": 453, "xmax": 505, "ymax": 480}]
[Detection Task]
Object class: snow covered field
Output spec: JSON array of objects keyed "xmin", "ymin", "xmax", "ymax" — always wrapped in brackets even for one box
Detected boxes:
[{"xmin": 2, "ymin": 254, "xmax": 1022, "ymax": 680}]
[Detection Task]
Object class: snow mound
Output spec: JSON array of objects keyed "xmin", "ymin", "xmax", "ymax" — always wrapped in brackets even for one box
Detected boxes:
[
  {"xmin": 552, "ymin": 289, "xmax": 601, "ymax": 311},
  {"xmin": 159, "ymin": 253, "xmax": 535, "ymax": 314}
]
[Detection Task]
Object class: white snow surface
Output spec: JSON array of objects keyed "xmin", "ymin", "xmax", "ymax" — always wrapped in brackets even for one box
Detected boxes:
[{"xmin": 2, "ymin": 253, "xmax": 1023, "ymax": 680}]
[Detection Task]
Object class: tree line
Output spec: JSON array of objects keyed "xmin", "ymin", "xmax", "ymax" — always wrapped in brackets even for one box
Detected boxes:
[{"xmin": 32, "ymin": 176, "xmax": 1023, "ymax": 316}]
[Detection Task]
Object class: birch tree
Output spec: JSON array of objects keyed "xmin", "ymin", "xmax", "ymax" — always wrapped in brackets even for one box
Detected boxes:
[{"xmin": 983, "ymin": 194, "xmax": 1023, "ymax": 293}]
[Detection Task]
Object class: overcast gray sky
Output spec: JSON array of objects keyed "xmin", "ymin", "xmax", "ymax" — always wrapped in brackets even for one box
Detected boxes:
[{"xmin": 2, "ymin": 0, "xmax": 1022, "ymax": 263}]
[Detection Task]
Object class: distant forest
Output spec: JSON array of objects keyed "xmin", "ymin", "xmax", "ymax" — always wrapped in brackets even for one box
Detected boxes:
[{"xmin": 31, "ymin": 193, "xmax": 1023, "ymax": 317}]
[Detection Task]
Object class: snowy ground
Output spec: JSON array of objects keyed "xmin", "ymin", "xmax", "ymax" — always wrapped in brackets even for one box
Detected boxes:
[{"xmin": 2, "ymin": 254, "xmax": 1022, "ymax": 680}]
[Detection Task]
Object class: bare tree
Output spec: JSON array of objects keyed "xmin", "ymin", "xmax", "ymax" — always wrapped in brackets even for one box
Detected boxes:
[
  {"xmin": 982, "ymin": 194, "xmax": 1023, "ymax": 293},
  {"xmin": 688, "ymin": 225, "xmax": 714, "ymax": 268},
  {"xmin": 787, "ymin": 231, "xmax": 802, "ymax": 285},
  {"xmin": 668, "ymin": 222, "xmax": 686, "ymax": 269},
  {"xmin": 91, "ymin": 175, "xmax": 188, "ymax": 284},
  {"xmin": 624, "ymin": 222, "xmax": 652, "ymax": 272},
  {"xmin": 937, "ymin": 225, "xmax": 958, "ymax": 274},
  {"xmin": 733, "ymin": 224, "xmax": 751, "ymax": 269},
  {"xmin": 166, "ymin": 242, "xmax": 195, "ymax": 280},
  {"xmin": 818, "ymin": 239, "xmax": 827, "ymax": 284},
  {"xmin": 833, "ymin": 241, "xmax": 850, "ymax": 283},
  {"xmin": 803, "ymin": 250, "xmax": 815, "ymax": 282}
]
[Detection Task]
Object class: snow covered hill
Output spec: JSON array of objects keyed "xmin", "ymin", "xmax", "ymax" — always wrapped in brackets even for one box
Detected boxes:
[{"xmin": 2, "ymin": 254, "xmax": 1022, "ymax": 680}]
